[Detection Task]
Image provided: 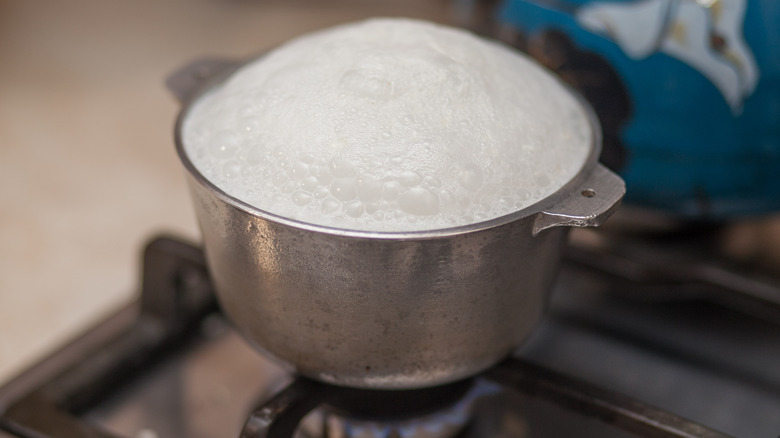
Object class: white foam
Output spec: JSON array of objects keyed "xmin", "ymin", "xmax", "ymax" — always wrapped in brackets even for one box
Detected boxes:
[{"xmin": 182, "ymin": 18, "xmax": 592, "ymax": 231}]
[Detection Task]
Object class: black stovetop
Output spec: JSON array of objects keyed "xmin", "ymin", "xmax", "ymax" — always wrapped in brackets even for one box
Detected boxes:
[{"xmin": 1, "ymin": 235, "xmax": 779, "ymax": 438}]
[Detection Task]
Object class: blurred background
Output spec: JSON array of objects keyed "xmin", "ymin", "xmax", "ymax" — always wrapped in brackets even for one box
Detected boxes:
[
  {"xmin": 2, "ymin": 0, "xmax": 780, "ymax": 386},
  {"xmin": 0, "ymin": 0, "xmax": 449, "ymax": 384}
]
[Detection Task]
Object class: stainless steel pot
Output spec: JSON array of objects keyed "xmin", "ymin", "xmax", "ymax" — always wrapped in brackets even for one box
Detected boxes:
[{"xmin": 168, "ymin": 57, "xmax": 625, "ymax": 389}]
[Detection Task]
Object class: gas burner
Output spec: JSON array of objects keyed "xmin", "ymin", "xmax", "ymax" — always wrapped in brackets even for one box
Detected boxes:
[
  {"xmin": 1, "ymin": 236, "xmax": 775, "ymax": 438},
  {"xmin": 244, "ymin": 378, "xmax": 485, "ymax": 438}
]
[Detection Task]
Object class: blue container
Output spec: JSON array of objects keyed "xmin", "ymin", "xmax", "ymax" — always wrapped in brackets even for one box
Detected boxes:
[{"xmin": 481, "ymin": 0, "xmax": 780, "ymax": 219}]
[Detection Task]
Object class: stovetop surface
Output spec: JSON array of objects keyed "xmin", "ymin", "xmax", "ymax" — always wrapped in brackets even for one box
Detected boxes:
[
  {"xmin": 2, "ymin": 236, "xmax": 779, "ymax": 438},
  {"xmin": 87, "ymin": 265, "xmax": 780, "ymax": 437}
]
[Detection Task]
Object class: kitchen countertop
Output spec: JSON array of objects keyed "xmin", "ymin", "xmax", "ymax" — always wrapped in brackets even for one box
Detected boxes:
[{"xmin": 0, "ymin": 0, "xmax": 449, "ymax": 385}]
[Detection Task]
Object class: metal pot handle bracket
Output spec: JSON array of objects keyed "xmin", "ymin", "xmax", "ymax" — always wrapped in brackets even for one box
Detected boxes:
[
  {"xmin": 533, "ymin": 163, "xmax": 625, "ymax": 235},
  {"xmin": 166, "ymin": 57, "xmax": 242, "ymax": 104}
]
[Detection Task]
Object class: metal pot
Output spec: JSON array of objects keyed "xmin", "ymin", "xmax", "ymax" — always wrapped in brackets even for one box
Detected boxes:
[{"xmin": 168, "ymin": 57, "xmax": 625, "ymax": 389}]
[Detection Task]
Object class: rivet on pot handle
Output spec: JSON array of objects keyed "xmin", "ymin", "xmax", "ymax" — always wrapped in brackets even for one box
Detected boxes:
[
  {"xmin": 166, "ymin": 57, "xmax": 242, "ymax": 104},
  {"xmin": 532, "ymin": 163, "xmax": 625, "ymax": 235}
]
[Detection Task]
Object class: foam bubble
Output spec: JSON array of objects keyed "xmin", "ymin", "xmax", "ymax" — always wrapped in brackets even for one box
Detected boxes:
[
  {"xmin": 292, "ymin": 191, "xmax": 313, "ymax": 206},
  {"xmin": 330, "ymin": 178, "xmax": 358, "ymax": 202},
  {"xmin": 209, "ymin": 130, "xmax": 239, "ymax": 158},
  {"xmin": 182, "ymin": 18, "xmax": 592, "ymax": 231},
  {"xmin": 399, "ymin": 187, "xmax": 440, "ymax": 216},
  {"xmin": 458, "ymin": 163, "xmax": 483, "ymax": 191}
]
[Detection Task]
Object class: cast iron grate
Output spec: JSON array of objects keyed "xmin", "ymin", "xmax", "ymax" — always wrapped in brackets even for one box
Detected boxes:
[{"xmin": 0, "ymin": 237, "xmax": 733, "ymax": 438}]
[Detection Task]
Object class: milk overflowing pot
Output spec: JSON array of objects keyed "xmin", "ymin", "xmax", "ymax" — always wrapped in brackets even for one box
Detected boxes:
[
  {"xmin": 170, "ymin": 18, "xmax": 625, "ymax": 389},
  {"xmin": 181, "ymin": 19, "xmax": 593, "ymax": 231}
]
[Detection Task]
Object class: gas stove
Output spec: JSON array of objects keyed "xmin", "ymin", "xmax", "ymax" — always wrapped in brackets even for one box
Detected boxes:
[{"xmin": 1, "ymin": 232, "xmax": 779, "ymax": 438}]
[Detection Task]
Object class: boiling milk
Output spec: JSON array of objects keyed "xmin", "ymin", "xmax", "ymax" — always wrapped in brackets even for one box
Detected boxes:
[{"xmin": 182, "ymin": 18, "xmax": 592, "ymax": 231}]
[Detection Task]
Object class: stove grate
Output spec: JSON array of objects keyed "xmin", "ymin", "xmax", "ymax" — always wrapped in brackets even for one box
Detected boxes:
[{"xmin": 0, "ymin": 237, "xmax": 735, "ymax": 438}]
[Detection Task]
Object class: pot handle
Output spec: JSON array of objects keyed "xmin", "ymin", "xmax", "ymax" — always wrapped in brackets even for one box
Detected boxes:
[
  {"xmin": 532, "ymin": 163, "xmax": 625, "ymax": 235},
  {"xmin": 166, "ymin": 57, "xmax": 242, "ymax": 104}
]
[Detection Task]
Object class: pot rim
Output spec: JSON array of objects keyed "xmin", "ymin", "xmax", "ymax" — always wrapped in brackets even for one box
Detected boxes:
[{"xmin": 173, "ymin": 56, "xmax": 605, "ymax": 240}]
